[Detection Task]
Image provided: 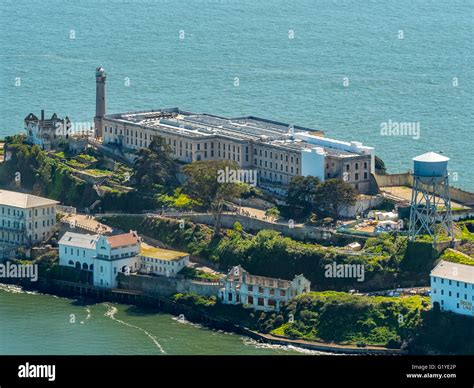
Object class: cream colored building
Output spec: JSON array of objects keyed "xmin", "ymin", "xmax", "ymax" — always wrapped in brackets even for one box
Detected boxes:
[
  {"xmin": 100, "ymin": 110, "xmax": 373, "ymax": 193},
  {"xmin": 94, "ymin": 68, "xmax": 375, "ymax": 193},
  {"xmin": 139, "ymin": 244, "xmax": 189, "ymax": 277},
  {"xmin": 0, "ymin": 190, "xmax": 59, "ymax": 246}
]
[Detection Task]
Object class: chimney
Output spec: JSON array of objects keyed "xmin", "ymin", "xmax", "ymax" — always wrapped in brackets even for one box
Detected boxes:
[{"xmin": 41, "ymin": 110, "xmax": 44, "ymax": 121}]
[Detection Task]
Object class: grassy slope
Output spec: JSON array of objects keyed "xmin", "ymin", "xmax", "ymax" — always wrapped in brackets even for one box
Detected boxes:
[
  {"xmin": 266, "ymin": 291, "xmax": 428, "ymax": 347},
  {"xmin": 102, "ymin": 215, "xmax": 441, "ymax": 292}
]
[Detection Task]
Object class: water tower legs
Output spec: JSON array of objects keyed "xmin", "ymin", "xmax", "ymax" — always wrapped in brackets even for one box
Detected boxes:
[{"xmin": 409, "ymin": 175, "xmax": 454, "ymax": 245}]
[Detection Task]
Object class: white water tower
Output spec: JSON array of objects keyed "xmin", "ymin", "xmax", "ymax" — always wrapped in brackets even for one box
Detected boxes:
[{"xmin": 409, "ymin": 152, "xmax": 454, "ymax": 244}]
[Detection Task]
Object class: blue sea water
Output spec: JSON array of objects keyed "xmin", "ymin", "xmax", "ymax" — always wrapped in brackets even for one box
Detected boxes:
[
  {"xmin": 0, "ymin": 285, "xmax": 317, "ymax": 355},
  {"xmin": 0, "ymin": 0, "xmax": 473, "ymax": 189}
]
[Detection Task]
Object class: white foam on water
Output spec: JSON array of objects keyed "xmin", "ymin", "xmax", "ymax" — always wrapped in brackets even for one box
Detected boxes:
[
  {"xmin": 0, "ymin": 283, "xmax": 38, "ymax": 295},
  {"xmin": 171, "ymin": 315, "xmax": 203, "ymax": 329},
  {"xmin": 0, "ymin": 283, "xmax": 70, "ymax": 300},
  {"xmin": 103, "ymin": 303, "xmax": 166, "ymax": 354},
  {"xmin": 241, "ymin": 337, "xmax": 337, "ymax": 355}
]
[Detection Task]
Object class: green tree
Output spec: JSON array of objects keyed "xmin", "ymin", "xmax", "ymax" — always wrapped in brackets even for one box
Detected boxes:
[
  {"xmin": 158, "ymin": 188, "xmax": 196, "ymax": 211},
  {"xmin": 0, "ymin": 137, "xmax": 43, "ymax": 189},
  {"xmin": 233, "ymin": 221, "xmax": 243, "ymax": 233},
  {"xmin": 286, "ymin": 175, "xmax": 320, "ymax": 212},
  {"xmin": 375, "ymin": 155, "xmax": 386, "ymax": 174},
  {"xmin": 265, "ymin": 207, "xmax": 280, "ymax": 221},
  {"xmin": 182, "ymin": 160, "xmax": 249, "ymax": 236},
  {"xmin": 133, "ymin": 136, "xmax": 178, "ymax": 188},
  {"xmin": 314, "ymin": 179, "xmax": 357, "ymax": 222}
]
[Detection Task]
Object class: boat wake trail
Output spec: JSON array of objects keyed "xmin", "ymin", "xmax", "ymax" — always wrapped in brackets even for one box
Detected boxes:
[{"xmin": 103, "ymin": 303, "xmax": 166, "ymax": 354}]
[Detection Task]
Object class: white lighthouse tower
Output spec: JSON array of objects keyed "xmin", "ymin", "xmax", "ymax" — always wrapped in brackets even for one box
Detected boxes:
[{"xmin": 94, "ymin": 66, "xmax": 106, "ymax": 138}]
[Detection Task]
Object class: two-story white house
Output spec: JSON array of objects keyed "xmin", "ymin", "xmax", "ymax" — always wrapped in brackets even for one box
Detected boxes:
[
  {"xmin": 430, "ymin": 260, "xmax": 474, "ymax": 317},
  {"xmin": 0, "ymin": 189, "xmax": 59, "ymax": 247},
  {"xmin": 219, "ymin": 265, "xmax": 311, "ymax": 312}
]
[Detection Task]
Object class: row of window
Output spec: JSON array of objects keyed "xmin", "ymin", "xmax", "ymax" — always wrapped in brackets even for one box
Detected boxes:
[
  {"xmin": 254, "ymin": 148, "xmax": 299, "ymax": 164},
  {"xmin": 0, "ymin": 206, "xmax": 54, "ymax": 218},
  {"xmin": 68, "ymin": 261, "xmax": 140, "ymax": 273},
  {"xmin": 432, "ymin": 289, "xmax": 474, "ymax": 301},
  {"xmin": 118, "ymin": 131, "xmax": 246, "ymax": 158},
  {"xmin": 120, "ymin": 136, "xmax": 245, "ymax": 164},
  {"xmin": 433, "ymin": 277, "xmax": 474, "ymax": 289},
  {"xmin": 68, "ymin": 261, "xmax": 93, "ymax": 271},
  {"xmin": 435, "ymin": 300, "xmax": 472, "ymax": 312},
  {"xmin": 227, "ymin": 293, "xmax": 283, "ymax": 308},
  {"xmin": 343, "ymin": 172, "xmax": 369, "ymax": 181},
  {"xmin": 196, "ymin": 149, "xmax": 241, "ymax": 163},
  {"xmin": 344, "ymin": 161, "xmax": 369, "ymax": 172},
  {"xmin": 260, "ymin": 171, "xmax": 288, "ymax": 183},
  {"xmin": 64, "ymin": 247, "xmax": 88, "ymax": 257},
  {"xmin": 0, "ymin": 232, "xmax": 24, "ymax": 242},
  {"xmin": 230, "ymin": 283, "xmax": 287, "ymax": 297},
  {"xmin": 107, "ymin": 126, "xmax": 306, "ymax": 170},
  {"xmin": 0, "ymin": 231, "xmax": 43, "ymax": 242},
  {"xmin": 141, "ymin": 256, "xmax": 183, "ymax": 266},
  {"xmin": 63, "ymin": 247, "xmax": 138, "ymax": 260},
  {"xmin": 254, "ymin": 158, "xmax": 299, "ymax": 175},
  {"xmin": 140, "ymin": 263, "xmax": 176, "ymax": 274},
  {"xmin": 110, "ymin": 251, "xmax": 138, "ymax": 259}
]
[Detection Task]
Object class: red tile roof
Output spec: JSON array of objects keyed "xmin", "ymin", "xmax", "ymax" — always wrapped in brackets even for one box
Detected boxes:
[{"xmin": 107, "ymin": 231, "xmax": 140, "ymax": 248}]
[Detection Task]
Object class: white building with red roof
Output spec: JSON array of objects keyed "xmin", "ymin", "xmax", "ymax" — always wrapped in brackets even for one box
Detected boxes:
[
  {"xmin": 94, "ymin": 231, "xmax": 141, "ymax": 288},
  {"xmin": 59, "ymin": 230, "xmax": 141, "ymax": 288},
  {"xmin": 59, "ymin": 229, "xmax": 191, "ymax": 288}
]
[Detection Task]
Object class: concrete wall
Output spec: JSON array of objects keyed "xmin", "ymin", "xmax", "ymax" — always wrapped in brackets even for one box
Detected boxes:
[
  {"xmin": 181, "ymin": 213, "xmax": 330, "ymax": 241},
  {"xmin": 57, "ymin": 205, "xmax": 76, "ymax": 215},
  {"xmin": 340, "ymin": 195, "xmax": 384, "ymax": 218},
  {"xmin": 449, "ymin": 186, "xmax": 474, "ymax": 206},
  {"xmin": 119, "ymin": 272, "xmax": 179, "ymax": 295},
  {"xmin": 180, "ymin": 280, "xmax": 221, "ymax": 297},
  {"xmin": 375, "ymin": 173, "xmax": 474, "ymax": 205},
  {"xmin": 118, "ymin": 272, "xmax": 221, "ymax": 298},
  {"xmin": 374, "ymin": 172, "xmax": 413, "ymax": 187},
  {"xmin": 452, "ymin": 209, "xmax": 474, "ymax": 221}
]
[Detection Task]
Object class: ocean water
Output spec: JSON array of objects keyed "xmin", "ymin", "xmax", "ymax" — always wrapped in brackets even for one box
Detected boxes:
[
  {"xmin": 0, "ymin": 0, "xmax": 472, "ymax": 192},
  {"xmin": 0, "ymin": 285, "xmax": 326, "ymax": 355},
  {"xmin": 0, "ymin": 1, "xmax": 472, "ymax": 354}
]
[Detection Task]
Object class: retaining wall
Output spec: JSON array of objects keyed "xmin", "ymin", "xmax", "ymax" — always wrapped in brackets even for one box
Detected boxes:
[
  {"xmin": 182, "ymin": 213, "xmax": 329, "ymax": 241},
  {"xmin": 375, "ymin": 173, "xmax": 474, "ymax": 206},
  {"xmin": 118, "ymin": 272, "xmax": 221, "ymax": 298}
]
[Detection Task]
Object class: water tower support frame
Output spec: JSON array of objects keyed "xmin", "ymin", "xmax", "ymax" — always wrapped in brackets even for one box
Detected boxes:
[{"xmin": 409, "ymin": 175, "xmax": 454, "ymax": 245}]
